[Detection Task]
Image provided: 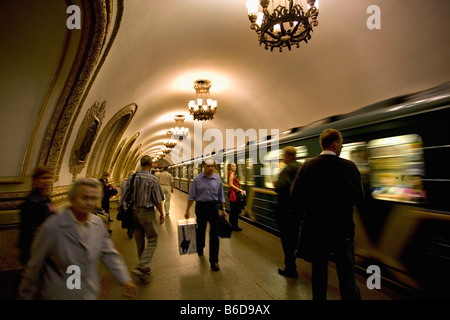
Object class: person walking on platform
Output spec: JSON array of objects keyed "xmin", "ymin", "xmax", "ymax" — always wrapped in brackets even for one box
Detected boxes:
[
  {"xmin": 17, "ymin": 178, "xmax": 137, "ymax": 300},
  {"xmin": 291, "ymin": 128, "xmax": 363, "ymax": 300},
  {"xmin": 227, "ymin": 163, "xmax": 244, "ymax": 231},
  {"xmin": 122, "ymin": 155, "xmax": 165, "ymax": 282},
  {"xmin": 18, "ymin": 167, "xmax": 56, "ymax": 267},
  {"xmin": 119, "ymin": 171, "xmax": 135, "ymax": 239},
  {"xmin": 185, "ymin": 158, "xmax": 226, "ymax": 271},
  {"xmin": 274, "ymin": 146, "xmax": 302, "ymax": 278},
  {"xmin": 158, "ymin": 166, "xmax": 174, "ymax": 216}
]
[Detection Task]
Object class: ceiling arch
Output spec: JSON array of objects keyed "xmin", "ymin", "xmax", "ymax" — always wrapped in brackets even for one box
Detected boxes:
[{"xmin": 81, "ymin": 0, "xmax": 449, "ymax": 171}]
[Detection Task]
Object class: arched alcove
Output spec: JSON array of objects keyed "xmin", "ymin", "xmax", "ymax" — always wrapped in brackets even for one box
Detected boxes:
[{"xmin": 86, "ymin": 103, "xmax": 137, "ymax": 180}]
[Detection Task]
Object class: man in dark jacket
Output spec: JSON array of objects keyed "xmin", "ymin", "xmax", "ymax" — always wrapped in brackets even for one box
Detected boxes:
[
  {"xmin": 291, "ymin": 129, "xmax": 364, "ymax": 300},
  {"xmin": 18, "ymin": 167, "xmax": 55, "ymax": 266},
  {"xmin": 274, "ymin": 146, "xmax": 302, "ymax": 278}
]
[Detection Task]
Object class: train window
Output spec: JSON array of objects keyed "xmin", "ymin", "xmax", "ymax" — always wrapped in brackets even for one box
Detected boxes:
[
  {"xmin": 217, "ymin": 163, "xmax": 225, "ymax": 182},
  {"xmin": 246, "ymin": 158, "xmax": 255, "ymax": 186},
  {"xmin": 181, "ymin": 166, "xmax": 187, "ymax": 179},
  {"xmin": 264, "ymin": 145, "xmax": 308, "ymax": 189},
  {"xmin": 341, "ymin": 142, "xmax": 370, "ymax": 175},
  {"xmin": 237, "ymin": 163, "xmax": 246, "ymax": 185},
  {"xmin": 368, "ymin": 134, "xmax": 426, "ymax": 203},
  {"xmin": 192, "ymin": 164, "xmax": 197, "ymax": 178},
  {"xmin": 341, "ymin": 142, "xmax": 370, "ymax": 188},
  {"xmin": 188, "ymin": 165, "xmax": 192, "ymax": 179}
]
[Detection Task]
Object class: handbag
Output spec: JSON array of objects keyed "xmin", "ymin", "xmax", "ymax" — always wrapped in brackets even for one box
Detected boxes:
[
  {"xmin": 117, "ymin": 174, "xmax": 136, "ymax": 230},
  {"xmin": 236, "ymin": 191, "xmax": 246, "ymax": 209},
  {"xmin": 218, "ymin": 216, "xmax": 232, "ymax": 238},
  {"xmin": 106, "ymin": 184, "xmax": 118, "ymax": 198}
]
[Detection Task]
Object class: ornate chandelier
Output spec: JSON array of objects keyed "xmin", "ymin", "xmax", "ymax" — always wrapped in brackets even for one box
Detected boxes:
[
  {"xmin": 160, "ymin": 146, "xmax": 172, "ymax": 154},
  {"xmin": 163, "ymin": 130, "xmax": 177, "ymax": 149},
  {"xmin": 246, "ymin": 0, "xmax": 319, "ymax": 52},
  {"xmin": 171, "ymin": 115, "xmax": 189, "ymax": 140},
  {"xmin": 188, "ymin": 79, "xmax": 217, "ymax": 121}
]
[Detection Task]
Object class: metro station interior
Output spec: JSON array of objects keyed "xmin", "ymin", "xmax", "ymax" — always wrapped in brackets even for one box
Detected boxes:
[{"xmin": 1, "ymin": 0, "xmax": 449, "ymax": 305}]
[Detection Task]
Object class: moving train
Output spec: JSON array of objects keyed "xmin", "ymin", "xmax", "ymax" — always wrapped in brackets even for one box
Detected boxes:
[{"xmin": 168, "ymin": 82, "xmax": 450, "ymax": 299}]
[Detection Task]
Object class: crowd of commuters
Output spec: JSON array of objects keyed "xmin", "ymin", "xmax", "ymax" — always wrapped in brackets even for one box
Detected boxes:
[{"xmin": 15, "ymin": 128, "xmax": 362, "ymax": 300}]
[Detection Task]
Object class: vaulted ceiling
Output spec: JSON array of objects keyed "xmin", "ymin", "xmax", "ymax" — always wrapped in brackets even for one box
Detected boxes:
[{"xmin": 1, "ymin": 0, "xmax": 449, "ymax": 190}]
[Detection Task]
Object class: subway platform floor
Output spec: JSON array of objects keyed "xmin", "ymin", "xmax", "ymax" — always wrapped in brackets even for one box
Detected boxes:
[{"xmin": 98, "ymin": 189, "xmax": 403, "ymax": 301}]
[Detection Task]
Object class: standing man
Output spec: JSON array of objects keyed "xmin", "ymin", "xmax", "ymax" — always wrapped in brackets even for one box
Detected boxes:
[
  {"xmin": 18, "ymin": 178, "xmax": 137, "ymax": 300},
  {"xmin": 158, "ymin": 166, "xmax": 174, "ymax": 216},
  {"xmin": 274, "ymin": 146, "xmax": 302, "ymax": 278},
  {"xmin": 184, "ymin": 158, "xmax": 226, "ymax": 271},
  {"xmin": 291, "ymin": 128, "xmax": 363, "ymax": 300},
  {"xmin": 122, "ymin": 155, "xmax": 165, "ymax": 281}
]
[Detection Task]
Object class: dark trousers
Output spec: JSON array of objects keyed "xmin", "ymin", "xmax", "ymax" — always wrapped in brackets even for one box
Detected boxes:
[
  {"xmin": 195, "ymin": 201, "xmax": 220, "ymax": 264},
  {"xmin": 275, "ymin": 205, "xmax": 301, "ymax": 271},
  {"xmin": 229, "ymin": 201, "xmax": 241, "ymax": 228},
  {"xmin": 312, "ymin": 237, "xmax": 361, "ymax": 300}
]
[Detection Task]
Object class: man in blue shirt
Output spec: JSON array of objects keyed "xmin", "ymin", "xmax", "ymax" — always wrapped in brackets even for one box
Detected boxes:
[{"xmin": 185, "ymin": 158, "xmax": 226, "ymax": 271}]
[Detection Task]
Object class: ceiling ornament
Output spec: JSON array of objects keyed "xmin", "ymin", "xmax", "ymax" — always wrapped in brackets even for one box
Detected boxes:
[
  {"xmin": 246, "ymin": 0, "xmax": 319, "ymax": 52},
  {"xmin": 160, "ymin": 146, "xmax": 172, "ymax": 154},
  {"xmin": 163, "ymin": 130, "xmax": 177, "ymax": 149},
  {"xmin": 171, "ymin": 115, "xmax": 189, "ymax": 140},
  {"xmin": 188, "ymin": 80, "xmax": 217, "ymax": 121}
]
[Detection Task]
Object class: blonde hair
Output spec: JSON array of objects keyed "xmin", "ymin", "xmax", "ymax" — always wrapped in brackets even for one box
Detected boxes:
[{"xmin": 68, "ymin": 177, "xmax": 102, "ymax": 201}]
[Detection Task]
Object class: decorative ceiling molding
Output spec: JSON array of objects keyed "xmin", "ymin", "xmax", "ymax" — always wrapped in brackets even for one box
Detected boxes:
[
  {"xmin": 38, "ymin": 0, "xmax": 124, "ymax": 182},
  {"xmin": 112, "ymin": 132, "xmax": 140, "ymax": 183},
  {"xmin": 85, "ymin": 103, "xmax": 138, "ymax": 179},
  {"xmin": 69, "ymin": 101, "xmax": 106, "ymax": 181}
]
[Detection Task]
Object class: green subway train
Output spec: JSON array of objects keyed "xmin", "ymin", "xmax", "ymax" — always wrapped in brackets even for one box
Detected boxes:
[{"xmin": 169, "ymin": 82, "xmax": 450, "ymax": 299}]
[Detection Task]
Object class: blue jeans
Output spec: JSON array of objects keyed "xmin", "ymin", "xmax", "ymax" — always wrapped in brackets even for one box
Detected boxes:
[{"xmin": 312, "ymin": 237, "xmax": 361, "ymax": 300}]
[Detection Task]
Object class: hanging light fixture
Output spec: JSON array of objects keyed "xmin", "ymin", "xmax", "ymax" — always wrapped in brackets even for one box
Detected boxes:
[
  {"xmin": 160, "ymin": 145, "xmax": 172, "ymax": 154},
  {"xmin": 188, "ymin": 79, "xmax": 218, "ymax": 121},
  {"xmin": 246, "ymin": 0, "xmax": 319, "ymax": 52},
  {"xmin": 171, "ymin": 115, "xmax": 189, "ymax": 140},
  {"xmin": 163, "ymin": 130, "xmax": 177, "ymax": 149}
]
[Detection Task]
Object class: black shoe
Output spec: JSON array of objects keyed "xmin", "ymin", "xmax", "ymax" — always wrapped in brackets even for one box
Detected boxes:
[
  {"xmin": 211, "ymin": 263, "xmax": 220, "ymax": 271},
  {"xmin": 278, "ymin": 268, "xmax": 298, "ymax": 278},
  {"xmin": 232, "ymin": 227, "xmax": 242, "ymax": 231}
]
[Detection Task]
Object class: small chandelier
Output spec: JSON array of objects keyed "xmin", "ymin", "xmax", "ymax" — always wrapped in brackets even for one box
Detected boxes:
[
  {"xmin": 163, "ymin": 130, "xmax": 177, "ymax": 149},
  {"xmin": 246, "ymin": 0, "xmax": 319, "ymax": 52},
  {"xmin": 171, "ymin": 115, "xmax": 189, "ymax": 140},
  {"xmin": 188, "ymin": 79, "xmax": 217, "ymax": 121},
  {"xmin": 160, "ymin": 145, "xmax": 172, "ymax": 154}
]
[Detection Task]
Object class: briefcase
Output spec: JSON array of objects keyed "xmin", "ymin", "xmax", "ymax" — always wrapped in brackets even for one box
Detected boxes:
[
  {"xmin": 218, "ymin": 216, "xmax": 232, "ymax": 238},
  {"xmin": 177, "ymin": 218, "xmax": 198, "ymax": 255}
]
